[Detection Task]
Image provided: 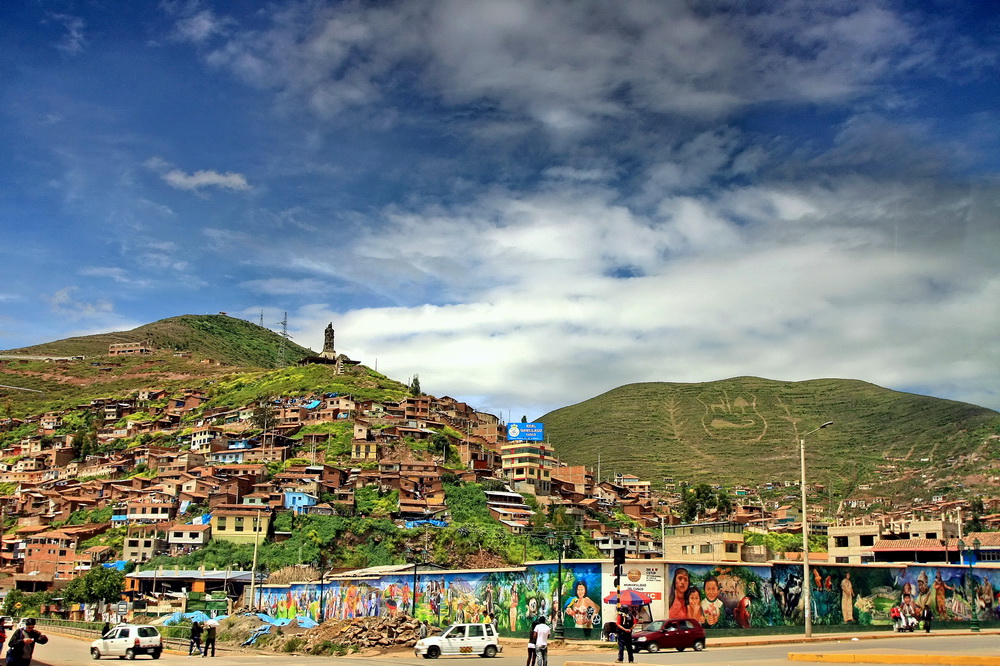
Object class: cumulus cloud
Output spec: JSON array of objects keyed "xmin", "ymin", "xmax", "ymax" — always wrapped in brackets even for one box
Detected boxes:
[
  {"xmin": 265, "ymin": 170, "xmax": 1000, "ymax": 415},
  {"xmin": 184, "ymin": 0, "xmax": 927, "ymax": 136}
]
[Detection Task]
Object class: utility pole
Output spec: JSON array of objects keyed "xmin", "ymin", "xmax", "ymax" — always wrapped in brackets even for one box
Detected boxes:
[{"xmin": 249, "ymin": 509, "xmax": 261, "ymax": 609}]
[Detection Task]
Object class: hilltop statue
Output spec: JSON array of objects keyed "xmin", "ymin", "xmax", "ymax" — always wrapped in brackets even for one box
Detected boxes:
[
  {"xmin": 322, "ymin": 323, "xmax": 336, "ymax": 358},
  {"xmin": 300, "ymin": 322, "xmax": 359, "ymax": 373}
]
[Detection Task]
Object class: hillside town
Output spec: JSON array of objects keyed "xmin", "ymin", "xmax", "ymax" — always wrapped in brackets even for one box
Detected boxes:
[{"xmin": 0, "ymin": 326, "xmax": 997, "ymax": 612}]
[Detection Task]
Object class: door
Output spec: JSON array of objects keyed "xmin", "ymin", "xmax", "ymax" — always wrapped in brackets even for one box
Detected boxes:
[
  {"xmin": 439, "ymin": 625, "xmax": 467, "ymax": 655},
  {"xmin": 466, "ymin": 624, "xmax": 486, "ymax": 653},
  {"xmin": 105, "ymin": 628, "xmax": 130, "ymax": 656}
]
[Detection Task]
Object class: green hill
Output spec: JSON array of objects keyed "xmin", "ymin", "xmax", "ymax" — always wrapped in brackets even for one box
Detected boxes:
[
  {"xmin": 0, "ymin": 314, "xmax": 331, "ymax": 415},
  {"xmin": 2, "ymin": 314, "xmax": 314, "ymax": 366},
  {"xmin": 539, "ymin": 377, "xmax": 1000, "ymax": 502}
]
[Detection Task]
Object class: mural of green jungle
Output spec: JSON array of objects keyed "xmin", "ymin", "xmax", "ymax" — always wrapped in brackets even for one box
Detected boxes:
[
  {"xmin": 255, "ymin": 561, "xmax": 998, "ymax": 638},
  {"xmin": 256, "ymin": 562, "xmax": 604, "ymax": 638}
]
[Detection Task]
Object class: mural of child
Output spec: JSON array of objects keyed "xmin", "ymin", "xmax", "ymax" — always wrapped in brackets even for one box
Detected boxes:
[
  {"xmin": 685, "ymin": 587, "xmax": 705, "ymax": 624},
  {"xmin": 701, "ymin": 576, "xmax": 724, "ymax": 627}
]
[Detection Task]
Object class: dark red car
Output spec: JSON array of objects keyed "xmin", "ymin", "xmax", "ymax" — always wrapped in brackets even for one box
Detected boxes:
[{"xmin": 632, "ymin": 619, "xmax": 706, "ymax": 653}]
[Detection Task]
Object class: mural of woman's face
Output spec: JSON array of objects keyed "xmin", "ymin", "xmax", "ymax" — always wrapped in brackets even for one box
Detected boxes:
[
  {"xmin": 576, "ymin": 583, "xmax": 586, "ymax": 598},
  {"xmin": 675, "ymin": 569, "xmax": 690, "ymax": 593},
  {"xmin": 705, "ymin": 580, "xmax": 719, "ymax": 601}
]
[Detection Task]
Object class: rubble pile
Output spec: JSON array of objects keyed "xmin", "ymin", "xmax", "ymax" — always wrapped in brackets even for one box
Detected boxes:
[{"xmin": 275, "ymin": 615, "xmax": 427, "ymax": 653}]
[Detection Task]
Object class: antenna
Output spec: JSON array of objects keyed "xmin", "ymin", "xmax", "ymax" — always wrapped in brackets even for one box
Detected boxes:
[
  {"xmin": 260, "ymin": 310, "xmax": 264, "ymax": 327},
  {"xmin": 274, "ymin": 312, "xmax": 293, "ymax": 366}
]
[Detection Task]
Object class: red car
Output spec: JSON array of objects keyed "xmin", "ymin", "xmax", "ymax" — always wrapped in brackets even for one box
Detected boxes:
[{"xmin": 632, "ymin": 619, "xmax": 706, "ymax": 653}]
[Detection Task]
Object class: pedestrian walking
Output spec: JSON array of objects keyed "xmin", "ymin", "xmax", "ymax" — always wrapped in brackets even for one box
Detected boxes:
[
  {"xmin": 533, "ymin": 616, "xmax": 551, "ymax": 666},
  {"xmin": 5, "ymin": 618, "xmax": 48, "ymax": 666},
  {"xmin": 202, "ymin": 623, "xmax": 216, "ymax": 657},
  {"xmin": 615, "ymin": 605, "xmax": 634, "ymax": 664},
  {"xmin": 921, "ymin": 605, "xmax": 933, "ymax": 633},
  {"xmin": 188, "ymin": 621, "xmax": 204, "ymax": 656},
  {"xmin": 101, "ymin": 622, "xmax": 111, "ymax": 637},
  {"xmin": 418, "ymin": 620, "xmax": 429, "ymax": 639},
  {"xmin": 525, "ymin": 618, "xmax": 540, "ymax": 666}
]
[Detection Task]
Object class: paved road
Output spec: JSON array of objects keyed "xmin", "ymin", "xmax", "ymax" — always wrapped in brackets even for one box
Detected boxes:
[{"xmin": 30, "ymin": 631, "xmax": 1000, "ymax": 666}]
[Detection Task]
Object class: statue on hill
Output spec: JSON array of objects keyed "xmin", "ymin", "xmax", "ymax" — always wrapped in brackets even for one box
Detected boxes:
[
  {"xmin": 322, "ymin": 323, "xmax": 336, "ymax": 359},
  {"xmin": 299, "ymin": 322, "xmax": 359, "ymax": 373}
]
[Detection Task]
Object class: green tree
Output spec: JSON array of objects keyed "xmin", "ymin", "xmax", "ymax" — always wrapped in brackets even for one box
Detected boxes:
[
  {"xmin": 966, "ymin": 496, "xmax": 985, "ymax": 533},
  {"xmin": 63, "ymin": 567, "xmax": 125, "ymax": 604},
  {"xmin": 251, "ymin": 402, "xmax": 277, "ymax": 431},
  {"xmin": 409, "ymin": 375, "xmax": 422, "ymax": 396},
  {"xmin": 680, "ymin": 484, "xmax": 733, "ymax": 522}
]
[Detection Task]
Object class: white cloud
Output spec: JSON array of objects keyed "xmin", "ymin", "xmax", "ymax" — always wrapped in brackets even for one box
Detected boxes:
[
  {"xmin": 47, "ymin": 13, "xmax": 86, "ymax": 54},
  {"xmin": 145, "ymin": 157, "xmax": 250, "ymax": 192},
  {"xmin": 162, "ymin": 168, "xmax": 249, "ymax": 191},
  {"xmin": 187, "ymin": 0, "xmax": 929, "ymax": 137},
  {"xmin": 172, "ymin": 9, "xmax": 229, "ymax": 42},
  {"xmin": 274, "ymin": 173, "xmax": 1000, "ymax": 415}
]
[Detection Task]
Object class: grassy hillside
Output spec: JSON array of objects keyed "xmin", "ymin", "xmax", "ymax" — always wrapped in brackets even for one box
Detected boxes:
[
  {"xmin": 2, "ymin": 314, "xmax": 314, "ymax": 367},
  {"xmin": 539, "ymin": 377, "xmax": 1000, "ymax": 500}
]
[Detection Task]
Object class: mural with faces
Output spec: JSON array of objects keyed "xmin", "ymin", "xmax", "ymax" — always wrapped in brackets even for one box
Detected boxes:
[{"xmin": 256, "ymin": 562, "xmax": 603, "ymax": 638}]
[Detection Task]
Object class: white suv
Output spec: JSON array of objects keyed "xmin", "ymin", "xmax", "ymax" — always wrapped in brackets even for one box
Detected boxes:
[
  {"xmin": 414, "ymin": 623, "xmax": 502, "ymax": 659},
  {"xmin": 90, "ymin": 624, "xmax": 163, "ymax": 660}
]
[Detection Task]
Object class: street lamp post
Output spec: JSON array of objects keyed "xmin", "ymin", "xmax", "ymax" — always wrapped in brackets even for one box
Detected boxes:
[
  {"xmin": 407, "ymin": 548, "xmax": 428, "ymax": 616},
  {"xmin": 545, "ymin": 532, "xmax": 572, "ymax": 640},
  {"xmin": 800, "ymin": 421, "xmax": 833, "ymax": 638},
  {"xmin": 957, "ymin": 538, "xmax": 981, "ymax": 632}
]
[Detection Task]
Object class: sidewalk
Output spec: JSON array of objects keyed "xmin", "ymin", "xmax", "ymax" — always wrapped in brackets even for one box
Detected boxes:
[
  {"xmin": 554, "ymin": 628, "xmax": 1000, "ymax": 666},
  {"xmin": 549, "ymin": 627, "xmax": 1000, "ymax": 650}
]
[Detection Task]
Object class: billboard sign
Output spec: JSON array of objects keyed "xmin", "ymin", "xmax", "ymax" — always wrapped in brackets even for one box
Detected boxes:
[{"xmin": 507, "ymin": 422, "xmax": 544, "ymax": 441}]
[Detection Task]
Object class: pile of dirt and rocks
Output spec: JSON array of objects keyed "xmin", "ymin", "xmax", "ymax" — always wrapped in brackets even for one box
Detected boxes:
[{"xmin": 262, "ymin": 615, "xmax": 428, "ymax": 654}]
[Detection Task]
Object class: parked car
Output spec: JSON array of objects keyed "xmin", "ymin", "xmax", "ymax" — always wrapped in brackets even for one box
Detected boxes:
[
  {"xmin": 632, "ymin": 618, "xmax": 706, "ymax": 652},
  {"xmin": 90, "ymin": 624, "xmax": 163, "ymax": 660},
  {"xmin": 0, "ymin": 616, "xmax": 13, "ymax": 630},
  {"xmin": 413, "ymin": 622, "xmax": 502, "ymax": 659}
]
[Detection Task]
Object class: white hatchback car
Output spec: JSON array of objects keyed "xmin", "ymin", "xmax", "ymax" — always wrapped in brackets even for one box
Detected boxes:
[
  {"xmin": 414, "ymin": 623, "xmax": 502, "ymax": 659},
  {"xmin": 90, "ymin": 624, "xmax": 163, "ymax": 660}
]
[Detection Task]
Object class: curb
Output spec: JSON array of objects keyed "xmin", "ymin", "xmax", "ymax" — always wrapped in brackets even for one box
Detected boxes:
[{"xmin": 788, "ymin": 655, "xmax": 1000, "ymax": 666}]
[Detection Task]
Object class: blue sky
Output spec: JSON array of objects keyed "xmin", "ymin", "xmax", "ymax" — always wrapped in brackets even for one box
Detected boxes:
[{"xmin": 2, "ymin": 1, "xmax": 999, "ymax": 420}]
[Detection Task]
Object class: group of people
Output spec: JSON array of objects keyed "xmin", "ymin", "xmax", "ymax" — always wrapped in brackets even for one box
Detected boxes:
[
  {"xmin": 187, "ymin": 620, "xmax": 217, "ymax": 657},
  {"xmin": 667, "ymin": 568, "xmax": 725, "ymax": 626},
  {"xmin": 525, "ymin": 616, "xmax": 552, "ymax": 666}
]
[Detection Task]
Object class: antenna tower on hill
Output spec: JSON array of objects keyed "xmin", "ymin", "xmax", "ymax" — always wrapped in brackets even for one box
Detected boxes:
[{"xmin": 275, "ymin": 311, "xmax": 293, "ymax": 366}]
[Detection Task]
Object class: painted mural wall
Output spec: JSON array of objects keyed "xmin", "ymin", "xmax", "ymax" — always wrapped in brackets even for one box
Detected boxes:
[{"xmin": 256, "ymin": 561, "xmax": 999, "ymax": 638}]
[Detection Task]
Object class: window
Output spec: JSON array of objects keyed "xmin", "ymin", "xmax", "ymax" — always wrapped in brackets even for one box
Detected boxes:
[
  {"xmin": 835, "ymin": 557, "xmax": 849, "ymax": 563},
  {"xmin": 700, "ymin": 544, "xmax": 712, "ymax": 554},
  {"xmin": 725, "ymin": 543, "xmax": 739, "ymax": 553},
  {"xmin": 467, "ymin": 625, "xmax": 484, "ymax": 638},
  {"xmin": 834, "ymin": 536, "xmax": 849, "ymax": 548},
  {"xmin": 859, "ymin": 535, "xmax": 875, "ymax": 546},
  {"xmin": 217, "ymin": 518, "xmax": 227, "ymax": 530},
  {"xmin": 926, "ymin": 532, "xmax": 937, "ymax": 539}
]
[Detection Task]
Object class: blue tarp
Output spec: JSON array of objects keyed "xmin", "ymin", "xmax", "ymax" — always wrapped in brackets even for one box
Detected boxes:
[
  {"xmin": 404, "ymin": 519, "xmax": 448, "ymax": 529},
  {"xmin": 243, "ymin": 625, "xmax": 271, "ymax": 646},
  {"xmin": 304, "ymin": 400, "xmax": 321, "ymax": 409},
  {"xmin": 102, "ymin": 561, "xmax": 128, "ymax": 570},
  {"xmin": 162, "ymin": 611, "xmax": 228, "ymax": 626}
]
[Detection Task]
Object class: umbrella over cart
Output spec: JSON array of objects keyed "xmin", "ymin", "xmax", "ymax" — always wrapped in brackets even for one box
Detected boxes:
[{"xmin": 603, "ymin": 589, "xmax": 653, "ymax": 606}]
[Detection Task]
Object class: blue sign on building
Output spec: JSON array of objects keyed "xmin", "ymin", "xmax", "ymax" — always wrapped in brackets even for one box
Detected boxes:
[{"xmin": 507, "ymin": 422, "xmax": 544, "ymax": 441}]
